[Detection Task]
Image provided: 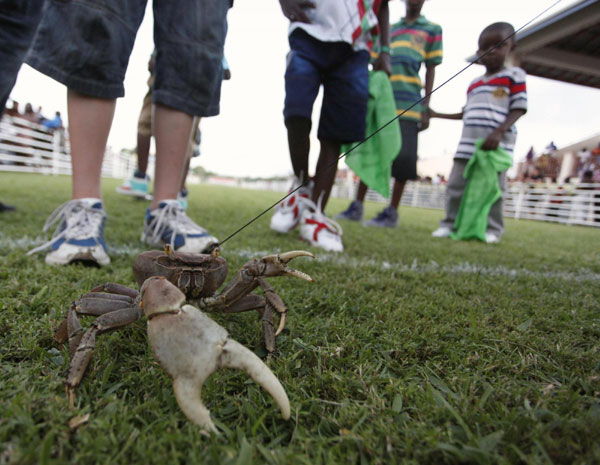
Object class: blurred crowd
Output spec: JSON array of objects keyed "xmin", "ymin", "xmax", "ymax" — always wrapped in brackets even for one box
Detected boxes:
[
  {"xmin": 3, "ymin": 99, "xmax": 63, "ymax": 131},
  {"xmin": 517, "ymin": 141, "xmax": 600, "ymax": 184}
]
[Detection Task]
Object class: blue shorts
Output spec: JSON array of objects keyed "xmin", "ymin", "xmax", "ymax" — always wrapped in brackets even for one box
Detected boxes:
[
  {"xmin": 25, "ymin": 0, "xmax": 230, "ymax": 117},
  {"xmin": 284, "ymin": 29, "xmax": 369, "ymax": 143}
]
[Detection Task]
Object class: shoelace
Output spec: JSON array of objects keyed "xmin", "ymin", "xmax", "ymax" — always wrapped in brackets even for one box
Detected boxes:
[
  {"xmin": 27, "ymin": 200, "xmax": 105, "ymax": 255},
  {"xmin": 144, "ymin": 201, "xmax": 207, "ymax": 249},
  {"xmin": 304, "ymin": 195, "xmax": 343, "ymax": 237},
  {"xmin": 277, "ymin": 179, "xmax": 313, "ymax": 212}
]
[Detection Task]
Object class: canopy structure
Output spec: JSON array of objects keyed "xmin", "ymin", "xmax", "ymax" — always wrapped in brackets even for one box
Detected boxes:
[{"xmin": 512, "ymin": 0, "xmax": 600, "ymax": 89}]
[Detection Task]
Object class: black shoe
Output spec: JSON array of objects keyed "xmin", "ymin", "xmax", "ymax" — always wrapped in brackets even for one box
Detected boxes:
[{"xmin": 0, "ymin": 202, "xmax": 16, "ymax": 212}]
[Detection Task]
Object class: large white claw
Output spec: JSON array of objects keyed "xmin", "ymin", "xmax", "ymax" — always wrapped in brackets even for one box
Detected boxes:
[{"xmin": 147, "ymin": 302, "xmax": 290, "ymax": 432}]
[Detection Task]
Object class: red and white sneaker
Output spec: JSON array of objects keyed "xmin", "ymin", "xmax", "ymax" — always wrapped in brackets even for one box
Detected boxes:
[
  {"xmin": 270, "ymin": 178, "xmax": 313, "ymax": 233},
  {"xmin": 299, "ymin": 201, "xmax": 343, "ymax": 253}
]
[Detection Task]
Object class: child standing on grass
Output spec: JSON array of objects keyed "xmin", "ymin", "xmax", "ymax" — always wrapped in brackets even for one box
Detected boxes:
[
  {"xmin": 337, "ymin": 0, "xmax": 443, "ymax": 228},
  {"xmin": 270, "ymin": 0, "xmax": 391, "ymax": 253},
  {"xmin": 429, "ymin": 22, "xmax": 527, "ymax": 244},
  {"xmin": 24, "ymin": 0, "xmax": 234, "ymax": 266}
]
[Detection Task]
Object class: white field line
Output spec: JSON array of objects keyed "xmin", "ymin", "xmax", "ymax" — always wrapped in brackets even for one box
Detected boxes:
[
  {"xmin": 230, "ymin": 248, "xmax": 600, "ymax": 283},
  {"xmin": 7, "ymin": 235, "xmax": 599, "ymax": 283}
]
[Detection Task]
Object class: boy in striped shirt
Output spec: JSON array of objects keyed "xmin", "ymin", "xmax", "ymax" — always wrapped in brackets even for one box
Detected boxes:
[
  {"xmin": 337, "ymin": 0, "xmax": 443, "ymax": 228},
  {"xmin": 430, "ymin": 22, "xmax": 527, "ymax": 243}
]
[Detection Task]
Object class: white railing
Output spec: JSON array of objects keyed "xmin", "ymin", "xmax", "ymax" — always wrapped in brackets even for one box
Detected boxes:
[
  {"xmin": 504, "ymin": 183, "xmax": 600, "ymax": 227},
  {"xmin": 338, "ymin": 179, "xmax": 600, "ymax": 228},
  {"xmin": 0, "ymin": 115, "xmax": 134, "ymax": 179},
  {"xmin": 1, "ymin": 116, "xmax": 598, "ymax": 227}
]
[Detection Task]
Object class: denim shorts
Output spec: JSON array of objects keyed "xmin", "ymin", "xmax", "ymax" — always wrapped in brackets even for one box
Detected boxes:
[
  {"xmin": 25, "ymin": 0, "xmax": 230, "ymax": 117},
  {"xmin": 284, "ymin": 29, "xmax": 369, "ymax": 143},
  {"xmin": 0, "ymin": 0, "xmax": 45, "ymax": 111}
]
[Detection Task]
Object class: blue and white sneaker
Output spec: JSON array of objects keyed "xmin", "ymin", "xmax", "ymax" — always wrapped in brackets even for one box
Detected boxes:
[
  {"xmin": 116, "ymin": 172, "xmax": 150, "ymax": 199},
  {"xmin": 27, "ymin": 198, "xmax": 110, "ymax": 266},
  {"xmin": 366, "ymin": 206, "xmax": 398, "ymax": 228},
  {"xmin": 141, "ymin": 199, "xmax": 218, "ymax": 253},
  {"xmin": 336, "ymin": 200, "xmax": 363, "ymax": 221}
]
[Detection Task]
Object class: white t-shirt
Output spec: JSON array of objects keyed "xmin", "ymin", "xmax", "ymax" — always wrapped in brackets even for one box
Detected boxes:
[
  {"xmin": 289, "ymin": 0, "xmax": 378, "ymax": 51},
  {"xmin": 578, "ymin": 149, "xmax": 591, "ymax": 162}
]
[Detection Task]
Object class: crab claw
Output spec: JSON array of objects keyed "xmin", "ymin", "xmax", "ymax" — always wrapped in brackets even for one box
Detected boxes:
[
  {"xmin": 141, "ymin": 278, "xmax": 290, "ymax": 432},
  {"xmin": 261, "ymin": 251, "xmax": 314, "ymax": 282}
]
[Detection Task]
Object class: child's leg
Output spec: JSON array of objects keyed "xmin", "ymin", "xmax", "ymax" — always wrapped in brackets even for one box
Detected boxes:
[
  {"xmin": 136, "ymin": 85, "xmax": 154, "ymax": 176},
  {"xmin": 439, "ymin": 159, "xmax": 468, "ymax": 230},
  {"xmin": 486, "ymin": 170, "xmax": 507, "ymax": 237},
  {"xmin": 313, "ymin": 139, "xmax": 341, "ymax": 210},
  {"xmin": 285, "ymin": 116, "xmax": 312, "ymax": 183},
  {"xmin": 390, "ymin": 120, "xmax": 419, "ymax": 210},
  {"xmin": 151, "ymin": 105, "xmax": 194, "ymax": 208},
  {"xmin": 68, "ymin": 90, "xmax": 116, "ymax": 200},
  {"xmin": 356, "ymin": 181, "xmax": 368, "ymax": 202}
]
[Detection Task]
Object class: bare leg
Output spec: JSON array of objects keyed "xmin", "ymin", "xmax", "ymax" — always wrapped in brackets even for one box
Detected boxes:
[
  {"xmin": 151, "ymin": 104, "xmax": 193, "ymax": 209},
  {"xmin": 390, "ymin": 180, "xmax": 406, "ymax": 210},
  {"xmin": 67, "ymin": 90, "xmax": 115, "ymax": 199},
  {"xmin": 356, "ymin": 180, "xmax": 368, "ymax": 203},
  {"xmin": 180, "ymin": 158, "xmax": 191, "ymax": 192},
  {"xmin": 285, "ymin": 116, "xmax": 311, "ymax": 184},
  {"xmin": 136, "ymin": 132, "xmax": 151, "ymax": 176},
  {"xmin": 180, "ymin": 116, "xmax": 199, "ymax": 192},
  {"xmin": 313, "ymin": 138, "xmax": 340, "ymax": 210}
]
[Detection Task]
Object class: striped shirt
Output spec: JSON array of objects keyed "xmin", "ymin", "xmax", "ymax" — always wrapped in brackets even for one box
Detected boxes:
[
  {"xmin": 455, "ymin": 67, "xmax": 528, "ymax": 159},
  {"xmin": 389, "ymin": 15, "xmax": 443, "ymax": 122}
]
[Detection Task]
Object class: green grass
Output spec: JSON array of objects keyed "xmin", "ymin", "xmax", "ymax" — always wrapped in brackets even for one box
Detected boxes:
[{"xmin": 1, "ymin": 172, "xmax": 599, "ymax": 464}]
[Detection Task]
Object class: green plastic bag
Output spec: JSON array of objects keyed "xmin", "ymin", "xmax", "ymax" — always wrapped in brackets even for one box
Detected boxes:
[
  {"xmin": 342, "ymin": 70, "xmax": 401, "ymax": 198},
  {"xmin": 451, "ymin": 139, "xmax": 512, "ymax": 241}
]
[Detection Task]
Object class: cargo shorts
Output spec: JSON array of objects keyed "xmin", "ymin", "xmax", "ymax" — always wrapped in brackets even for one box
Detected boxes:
[{"xmin": 26, "ymin": 0, "xmax": 230, "ymax": 117}]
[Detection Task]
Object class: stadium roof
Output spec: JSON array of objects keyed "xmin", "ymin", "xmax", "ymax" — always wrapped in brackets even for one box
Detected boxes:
[{"xmin": 513, "ymin": 0, "xmax": 600, "ymax": 89}]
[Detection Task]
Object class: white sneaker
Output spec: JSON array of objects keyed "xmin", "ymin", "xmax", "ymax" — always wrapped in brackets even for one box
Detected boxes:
[
  {"xmin": 116, "ymin": 174, "xmax": 150, "ymax": 199},
  {"xmin": 270, "ymin": 178, "xmax": 313, "ymax": 233},
  {"xmin": 431, "ymin": 227, "xmax": 452, "ymax": 238},
  {"xmin": 299, "ymin": 200, "xmax": 343, "ymax": 252},
  {"xmin": 27, "ymin": 198, "xmax": 110, "ymax": 266},
  {"xmin": 141, "ymin": 199, "xmax": 218, "ymax": 253},
  {"xmin": 484, "ymin": 232, "xmax": 500, "ymax": 244}
]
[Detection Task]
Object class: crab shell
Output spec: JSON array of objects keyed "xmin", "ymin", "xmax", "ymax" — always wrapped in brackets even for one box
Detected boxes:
[{"xmin": 133, "ymin": 249, "xmax": 228, "ymax": 299}]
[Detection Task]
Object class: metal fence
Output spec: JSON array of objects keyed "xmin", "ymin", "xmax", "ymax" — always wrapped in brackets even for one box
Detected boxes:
[
  {"xmin": 1, "ymin": 115, "xmax": 599, "ymax": 227},
  {"xmin": 340, "ymin": 179, "xmax": 600, "ymax": 227}
]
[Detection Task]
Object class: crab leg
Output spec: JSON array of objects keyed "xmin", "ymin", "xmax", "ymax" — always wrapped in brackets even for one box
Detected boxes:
[
  {"xmin": 66, "ymin": 303, "xmax": 84, "ymax": 357},
  {"xmin": 66, "ymin": 305, "xmax": 143, "ymax": 407},
  {"xmin": 261, "ymin": 251, "xmax": 315, "ymax": 282},
  {"xmin": 90, "ymin": 283, "xmax": 139, "ymax": 299},
  {"xmin": 210, "ymin": 251, "xmax": 314, "ymax": 306},
  {"xmin": 256, "ymin": 277, "xmax": 289, "ymax": 336},
  {"xmin": 260, "ymin": 303, "xmax": 276, "ymax": 353},
  {"xmin": 54, "ymin": 294, "xmax": 137, "ymax": 345}
]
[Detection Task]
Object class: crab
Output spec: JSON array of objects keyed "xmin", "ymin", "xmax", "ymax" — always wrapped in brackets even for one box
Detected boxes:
[{"xmin": 54, "ymin": 247, "xmax": 314, "ymax": 408}]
